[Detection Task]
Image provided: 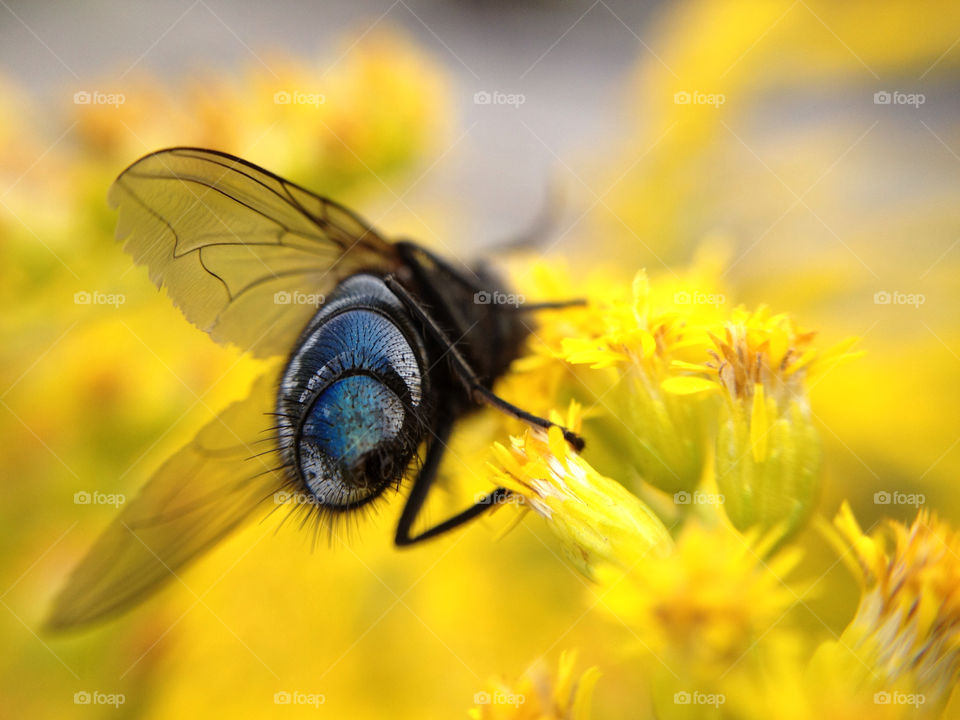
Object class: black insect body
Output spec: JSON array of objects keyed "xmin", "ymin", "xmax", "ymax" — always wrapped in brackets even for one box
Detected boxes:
[{"xmin": 48, "ymin": 148, "xmax": 582, "ymax": 629}]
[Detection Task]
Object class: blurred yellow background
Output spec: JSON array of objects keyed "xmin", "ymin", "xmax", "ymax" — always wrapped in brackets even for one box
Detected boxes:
[{"xmin": 2, "ymin": 1, "xmax": 959, "ymax": 717}]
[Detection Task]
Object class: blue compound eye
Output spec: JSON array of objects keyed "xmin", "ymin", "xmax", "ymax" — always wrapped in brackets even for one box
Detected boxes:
[
  {"xmin": 297, "ymin": 374, "xmax": 407, "ymax": 507},
  {"xmin": 277, "ymin": 276, "xmax": 430, "ymax": 511},
  {"xmin": 305, "ymin": 375, "xmax": 405, "ymax": 466}
]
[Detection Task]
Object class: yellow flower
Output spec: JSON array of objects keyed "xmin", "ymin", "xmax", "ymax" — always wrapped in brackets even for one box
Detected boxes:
[
  {"xmin": 808, "ymin": 503, "xmax": 960, "ymax": 716},
  {"xmin": 488, "ymin": 402, "xmax": 673, "ymax": 577},
  {"xmin": 601, "ymin": 521, "xmax": 800, "ymax": 669},
  {"xmin": 468, "ymin": 650, "xmax": 601, "ymax": 720},
  {"xmin": 505, "ymin": 261, "xmax": 857, "ymax": 546},
  {"xmin": 694, "ymin": 306, "xmax": 857, "ymax": 410},
  {"xmin": 504, "ymin": 263, "xmax": 725, "ymax": 496},
  {"xmin": 672, "ymin": 306, "xmax": 859, "ymax": 544},
  {"xmin": 600, "ymin": 521, "xmax": 802, "ymax": 718}
]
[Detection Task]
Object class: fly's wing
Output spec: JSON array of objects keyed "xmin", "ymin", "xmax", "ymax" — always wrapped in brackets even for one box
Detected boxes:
[
  {"xmin": 110, "ymin": 147, "xmax": 403, "ymax": 357},
  {"xmin": 47, "ymin": 370, "xmax": 288, "ymax": 630}
]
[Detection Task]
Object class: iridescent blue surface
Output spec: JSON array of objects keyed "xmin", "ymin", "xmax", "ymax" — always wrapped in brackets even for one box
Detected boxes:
[
  {"xmin": 277, "ymin": 274, "xmax": 427, "ymax": 508},
  {"xmin": 302, "ymin": 375, "xmax": 405, "ymax": 471}
]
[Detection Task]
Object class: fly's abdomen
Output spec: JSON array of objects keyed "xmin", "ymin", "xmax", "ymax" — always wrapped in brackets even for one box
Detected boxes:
[{"xmin": 277, "ymin": 275, "xmax": 429, "ymax": 510}]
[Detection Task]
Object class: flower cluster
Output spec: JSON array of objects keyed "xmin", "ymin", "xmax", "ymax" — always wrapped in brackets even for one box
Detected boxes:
[
  {"xmin": 6, "ymin": 2, "xmax": 960, "ymax": 716},
  {"xmin": 484, "ymin": 261, "xmax": 958, "ymax": 717}
]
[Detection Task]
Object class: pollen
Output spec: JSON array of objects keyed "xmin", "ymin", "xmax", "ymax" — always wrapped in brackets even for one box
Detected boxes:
[
  {"xmin": 488, "ymin": 402, "xmax": 673, "ymax": 576},
  {"xmin": 697, "ymin": 306, "xmax": 859, "ymax": 407}
]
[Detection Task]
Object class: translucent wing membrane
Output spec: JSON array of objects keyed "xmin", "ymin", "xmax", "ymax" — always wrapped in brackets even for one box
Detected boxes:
[
  {"xmin": 109, "ymin": 147, "xmax": 402, "ymax": 357},
  {"xmin": 47, "ymin": 371, "xmax": 288, "ymax": 630}
]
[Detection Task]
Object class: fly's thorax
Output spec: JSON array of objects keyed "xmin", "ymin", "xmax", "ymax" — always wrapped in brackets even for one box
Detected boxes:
[
  {"xmin": 396, "ymin": 243, "xmax": 533, "ymax": 385},
  {"xmin": 277, "ymin": 274, "xmax": 431, "ymax": 510}
]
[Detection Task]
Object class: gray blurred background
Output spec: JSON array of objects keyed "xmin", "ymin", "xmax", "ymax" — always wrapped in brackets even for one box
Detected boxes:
[{"xmin": 0, "ymin": 0, "xmax": 663, "ymax": 245}]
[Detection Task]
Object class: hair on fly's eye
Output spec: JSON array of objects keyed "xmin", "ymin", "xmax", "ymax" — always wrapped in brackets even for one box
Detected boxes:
[
  {"xmin": 262, "ymin": 371, "xmax": 432, "ymax": 549},
  {"xmin": 264, "ymin": 439, "xmax": 427, "ymax": 549}
]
